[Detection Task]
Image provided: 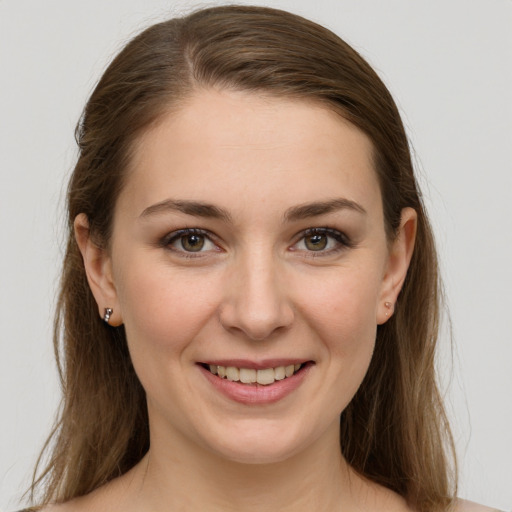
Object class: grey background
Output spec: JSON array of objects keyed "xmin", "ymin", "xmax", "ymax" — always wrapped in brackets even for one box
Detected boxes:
[{"xmin": 1, "ymin": 0, "xmax": 511, "ymax": 510}]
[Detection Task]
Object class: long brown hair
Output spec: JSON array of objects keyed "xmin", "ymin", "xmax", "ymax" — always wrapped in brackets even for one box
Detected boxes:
[{"xmin": 31, "ymin": 5, "xmax": 456, "ymax": 511}]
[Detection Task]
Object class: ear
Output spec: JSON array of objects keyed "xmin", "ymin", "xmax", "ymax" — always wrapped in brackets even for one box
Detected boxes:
[
  {"xmin": 376, "ymin": 207, "xmax": 417, "ymax": 325},
  {"xmin": 74, "ymin": 213, "xmax": 123, "ymax": 326}
]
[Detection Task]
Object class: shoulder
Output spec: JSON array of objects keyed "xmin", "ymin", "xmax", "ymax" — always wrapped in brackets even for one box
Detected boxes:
[
  {"xmin": 24, "ymin": 502, "xmax": 85, "ymax": 512},
  {"xmin": 26, "ymin": 471, "xmax": 133, "ymax": 512},
  {"xmin": 454, "ymin": 498, "xmax": 506, "ymax": 512},
  {"xmin": 20, "ymin": 498, "xmax": 508, "ymax": 512}
]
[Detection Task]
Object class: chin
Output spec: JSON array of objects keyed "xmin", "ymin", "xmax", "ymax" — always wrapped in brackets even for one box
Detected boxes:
[{"xmin": 201, "ymin": 417, "xmax": 319, "ymax": 465}]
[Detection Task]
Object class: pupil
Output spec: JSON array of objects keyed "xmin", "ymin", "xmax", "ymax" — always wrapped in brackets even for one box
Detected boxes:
[
  {"xmin": 306, "ymin": 234, "xmax": 327, "ymax": 251},
  {"xmin": 182, "ymin": 234, "xmax": 204, "ymax": 252}
]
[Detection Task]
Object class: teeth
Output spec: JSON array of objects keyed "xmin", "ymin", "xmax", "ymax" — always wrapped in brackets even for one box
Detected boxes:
[
  {"xmin": 207, "ymin": 363, "xmax": 303, "ymax": 385},
  {"xmin": 239, "ymin": 368, "xmax": 256, "ymax": 384},
  {"xmin": 226, "ymin": 367, "xmax": 239, "ymax": 381},
  {"xmin": 256, "ymin": 368, "xmax": 275, "ymax": 385},
  {"xmin": 274, "ymin": 366, "xmax": 285, "ymax": 380}
]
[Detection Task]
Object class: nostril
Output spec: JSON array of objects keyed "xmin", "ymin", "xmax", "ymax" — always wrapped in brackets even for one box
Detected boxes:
[{"xmin": 218, "ymin": 303, "xmax": 294, "ymax": 341}]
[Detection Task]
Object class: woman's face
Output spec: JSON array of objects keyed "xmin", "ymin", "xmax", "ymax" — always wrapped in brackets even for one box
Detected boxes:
[{"xmin": 88, "ymin": 89, "xmax": 413, "ymax": 464}]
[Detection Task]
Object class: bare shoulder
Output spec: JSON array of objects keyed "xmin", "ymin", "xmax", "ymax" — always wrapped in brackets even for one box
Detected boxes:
[
  {"xmin": 33, "ymin": 490, "xmax": 108, "ymax": 512},
  {"xmin": 32, "ymin": 467, "xmax": 140, "ymax": 512},
  {"xmin": 454, "ymin": 498, "xmax": 506, "ymax": 512},
  {"xmin": 36, "ymin": 503, "xmax": 83, "ymax": 512}
]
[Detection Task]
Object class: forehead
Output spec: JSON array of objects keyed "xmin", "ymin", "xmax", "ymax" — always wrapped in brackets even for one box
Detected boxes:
[{"xmin": 119, "ymin": 89, "xmax": 381, "ymax": 219}]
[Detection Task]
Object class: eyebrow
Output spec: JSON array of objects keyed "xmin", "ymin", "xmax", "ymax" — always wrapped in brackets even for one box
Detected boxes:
[
  {"xmin": 284, "ymin": 198, "xmax": 366, "ymax": 222},
  {"xmin": 139, "ymin": 197, "xmax": 365, "ymax": 223},
  {"xmin": 139, "ymin": 199, "xmax": 233, "ymax": 223}
]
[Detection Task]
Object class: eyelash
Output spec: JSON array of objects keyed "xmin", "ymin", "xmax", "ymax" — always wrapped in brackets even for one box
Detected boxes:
[
  {"xmin": 160, "ymin": 227, "xmax": 352, "ymax": 258},
  {"xmin": 291, "ymin": 227, "xmax": 353, "ymax": 257},
  {"xmin": 160, "ymin": 228, "xmax": 220, "ymax": 258}
]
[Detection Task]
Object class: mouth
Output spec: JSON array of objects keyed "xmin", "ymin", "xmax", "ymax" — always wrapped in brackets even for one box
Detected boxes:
[
  {"xmin": 199, "ymin": 362, "xmax": 311, "ymax": 386},
  {"xmin": 198, "ymin": 360, "xmax": 314, "ymax": 405}
]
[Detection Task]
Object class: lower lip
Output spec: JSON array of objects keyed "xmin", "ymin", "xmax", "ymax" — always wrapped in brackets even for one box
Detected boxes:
[{"xmin": 198, "ymin": 364, "xmax": 311, "ymax": 405}]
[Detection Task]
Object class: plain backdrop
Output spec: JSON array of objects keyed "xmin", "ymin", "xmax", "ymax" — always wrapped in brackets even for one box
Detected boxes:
[{"xmin": 1, "ymin": 0, "xmax": 511, "ymax": 510}]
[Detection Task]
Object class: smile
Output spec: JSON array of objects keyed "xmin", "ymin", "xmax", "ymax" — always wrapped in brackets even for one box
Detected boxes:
[
  {"xmin": 198, "ymin": 360, "xmax": 313, "ymax": 404},
  {"xmin": 206, "ymin": 363, "xmax": 303, "ymax": 386}
]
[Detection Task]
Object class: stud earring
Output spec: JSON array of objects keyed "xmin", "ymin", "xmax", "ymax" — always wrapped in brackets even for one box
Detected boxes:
[
  {"xmin": 384, "ymin": 302, "xmax": 393, "ymax": 317},
  {"xmin": 103, "ymin": 308, "xmax": 113, "ymax": 324}
]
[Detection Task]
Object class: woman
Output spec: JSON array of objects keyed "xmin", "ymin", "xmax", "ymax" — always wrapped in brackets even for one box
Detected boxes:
[{"xmin": 21, "ymin": 5, "xmax": 503, "ymax": 512}]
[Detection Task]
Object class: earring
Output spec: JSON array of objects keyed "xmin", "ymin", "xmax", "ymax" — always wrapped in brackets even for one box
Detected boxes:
[
  {"xmin": 384, "ymin": 302, "xmax": 393, "ymax": 317},
  {"xmin": 385, "ymin": 302, "xmax": 393, "ymax": 309},
  {"xmin": 103, "ymin": 308, "xmax": 113, "ymax": 324}
]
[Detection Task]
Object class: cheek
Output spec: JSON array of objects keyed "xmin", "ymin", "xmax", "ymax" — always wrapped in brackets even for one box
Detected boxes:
[
  {"xmin": 303, "ymin": 275, "xmax": 379, "ymax": 407},
  {"xmin": 295, "ymin": 265, "xmax": 382, "ymax": 349},
  {"xmin": 115, "ymin": 262, "xmax": 221, "ymax": 356},
  {"xmin": 292, "ymin": 264, "xmax": 381, "ymax": 410},
  {"xmin": 115, "ymin": 264, "xmax": 224, "ymax": 416}
]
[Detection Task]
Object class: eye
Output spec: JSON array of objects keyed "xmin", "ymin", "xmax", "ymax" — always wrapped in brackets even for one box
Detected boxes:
[
  {"xmin": 164, "ymin": 229, "xmax": 219, "ymax": 254},
  {"xmin": 292, "ymin": 228, "xmax": 351, "ymax": 254},
  {"xmin": 303, "ymin": 232, "xmax": 329, "ymax": 251}
]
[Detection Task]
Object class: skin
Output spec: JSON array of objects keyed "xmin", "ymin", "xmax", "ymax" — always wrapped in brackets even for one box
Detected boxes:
[{"xmin": 62, "ymin": 88, "xmax": 464, "ymax": 512}]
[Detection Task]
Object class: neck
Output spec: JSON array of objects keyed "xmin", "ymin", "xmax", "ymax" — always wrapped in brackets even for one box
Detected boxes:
[{"xmin": 123, "ymin": 420, "xmax": 362, "ymax": 512}]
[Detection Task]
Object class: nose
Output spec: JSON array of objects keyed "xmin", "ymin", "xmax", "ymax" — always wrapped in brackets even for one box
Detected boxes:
[{"xmin": 219, "ymin": 250, "xmax": 294, "ymax": 341}]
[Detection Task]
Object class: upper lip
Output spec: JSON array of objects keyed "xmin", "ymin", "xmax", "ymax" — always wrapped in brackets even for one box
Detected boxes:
[{"xmin": 199, "ymin": 359, "xmax": 312, "ymax": 370}]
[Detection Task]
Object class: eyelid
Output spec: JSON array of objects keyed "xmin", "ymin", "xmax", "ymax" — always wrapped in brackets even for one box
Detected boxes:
[
  {"xmin": 290, "ymin": 227, "xmax": 353, "ymax": 255},
  {"xmin": 158, "ymin": 226, "xmax": 352, "ymax": 257},
  {"xmin": 160, "ymin": 228, "xmax": 222, "ymax": 255}
]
